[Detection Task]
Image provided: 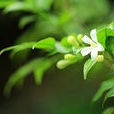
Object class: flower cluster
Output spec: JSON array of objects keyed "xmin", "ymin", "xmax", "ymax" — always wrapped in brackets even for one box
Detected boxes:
[{"xmin": 57, "ymin": 29, "xmax": 105, "ymax": 69}]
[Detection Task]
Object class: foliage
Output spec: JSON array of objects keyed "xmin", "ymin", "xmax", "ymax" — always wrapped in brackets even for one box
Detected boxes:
[
  {"xmin": 92, "ymin": 78, "xmax": 114, "ymax": 103},
  {"xmin": 84, "ymin": 59, "xmax": 96, "ymax": 80},
  {"xmin": 0, "ymin": 0, "xmax": 114, "ymax": 113},
  {"xmin": 4, "ymin": 57, "xmax": 57, "ymax": 97},
  {"xmin": 0, "ymin": 0, "xmax": 112, "ymax": 44},
  {"xmin": 1, "ymin": 22, "xmax": 114, "ymax": 97},
  {"xmin": 103, "ymin": 107, "xmax": 114, "ymax": 114}
]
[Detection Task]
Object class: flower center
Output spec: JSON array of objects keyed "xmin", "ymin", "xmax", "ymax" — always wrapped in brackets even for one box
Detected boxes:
[{"xmin": 90, "ymin": 42, "xmax": 96, "ymax": 47}]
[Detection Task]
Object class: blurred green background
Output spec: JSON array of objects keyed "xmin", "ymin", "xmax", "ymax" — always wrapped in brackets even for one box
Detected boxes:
[{"xmin": 0, "ymin": 0, "xmax": 114, "ymax": 114}]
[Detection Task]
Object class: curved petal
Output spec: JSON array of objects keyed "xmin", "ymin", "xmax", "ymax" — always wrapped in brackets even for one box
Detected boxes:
[
  {"xmin": 97, "ymin": 43, "xmax": 104, "ymax": 51},
  {"xmin": 90, "ymin": 29, "xmax": 98, "ymax": 43},
  {"xmin": 81, "ymin": 47, "xmax": 92, "ymax": 56},
  {"xmin": 91, "ymin": 49, "xmax": 98, "ymax": 60},
  {"xmin": 82, "ymin": 35, "xmax": 93, "ymax": 44}
]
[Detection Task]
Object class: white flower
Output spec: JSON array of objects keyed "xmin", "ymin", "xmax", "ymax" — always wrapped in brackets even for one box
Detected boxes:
[{"xmin": 81, "ymin": 29, "xmax": 104, "ymax": 60}]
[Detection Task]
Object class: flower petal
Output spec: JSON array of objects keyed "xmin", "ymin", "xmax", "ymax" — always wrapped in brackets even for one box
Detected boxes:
[
  {"xmin": 82, "ymin": 35, "xmax": 93, "ymax": 44},
  {"xmin": 97, "ymin": 43, "xmax": 104, "ymax": 51},
  {"xmin": 90, "ymin": 29, "xmax": 98, "ymax": 43},
  {"xmin": 91, "ymin": 49, "xmax": 98, "ymax": 60},
  {"xmin": 81, "ymin": 47, "xmax": 92, "ymax": 56}
]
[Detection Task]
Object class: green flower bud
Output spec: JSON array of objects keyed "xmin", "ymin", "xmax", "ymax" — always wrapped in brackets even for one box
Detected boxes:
[
  {"xmin": 68, "ymin": 35, "xmax": 79, "ymax": 47},
  {"xmin": 64, "ymin": 54, "xmax": 76, "ymax": 60},
  {"xmin": 56, "ymin": 60, "xmax": 70, "ymax": 69},
  {"xmin": 77, "ymin": 34, "xmax": 83, "ymax": 44},
  {"xmin": 96, "ymin": 55, "xmax": 104, "ymax": 62}
]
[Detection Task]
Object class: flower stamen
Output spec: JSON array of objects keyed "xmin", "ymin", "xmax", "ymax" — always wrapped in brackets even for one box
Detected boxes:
[{"xmin": 90, "ymin": 42, "xmax": 96, "ymax": 47}]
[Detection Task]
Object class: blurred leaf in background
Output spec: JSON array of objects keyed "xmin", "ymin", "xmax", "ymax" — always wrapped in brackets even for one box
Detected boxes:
[{"xmin": 0, "ymin": 0, "xmax": 114, "ymax": 114}]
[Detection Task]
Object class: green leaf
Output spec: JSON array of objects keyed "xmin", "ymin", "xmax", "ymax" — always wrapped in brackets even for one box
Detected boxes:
[
  {"xmin": 4, "ymin": 56, "xmax": 58, "ymax": 97},
  {"xmin": 33, "ymin": 59, "xmax": 54, "ymax": 85},
  {"xmin": 35, "ymin": 0, "xmax": 54, "ymax": 11},
  {"xmin": 19, "ymin": 15, "xmax": 36, "ymax": 28},
  {"xmin": 92, "ymin": 78, "xmax": 114, "ymax": 103},
  {"xmin": 97, "ymin": 27, "xmax": 106, "ymax": 48},
  {"xmin": 61, "ymin": 37, "xmax": 71, "ymax": 48},
  {"xmin": 84, "ymin": 59, "xmax": 96, "ymax": 80},
  {"xmin": 103, "ymin": 88, "xmax": 114, "ymax": 106},
  {"xmin": 0, "ymin": 1, "xmax": 14, "ymax": 8},
  {"xmin": 4, "ymin": 58, "xmax": 43, "ymax": 97},
  {"xmin": 103, "ymin": 107, "xmax": 114, "ymax": 114},
  {"xmin": 96, "ymin": 22, "xmax": 114, "ymax": 50},
  {"xmin": 15, "ymin": 78, "xmax": 25, "ymax": 89},
  {"xmin": 106, "ymin": 22, "xmax": 114, "ymax": 37},
  {"xmin": 24, "ymin": 0, "xmax": 34, "ymax": 4},
  {"xmin": 0, "ymin": 42, "xmax": 36, "ymax": 55},
  {"xmin": 106, "ymin": 37, "xmax": 114, "ymax": 54},
  {"xmin": 4, "ymin": 2, "xmax": 34, "ymax": 13},
  {"xmin": 33, "ymin": 37, "xmax": 56, "ymax": 50}
]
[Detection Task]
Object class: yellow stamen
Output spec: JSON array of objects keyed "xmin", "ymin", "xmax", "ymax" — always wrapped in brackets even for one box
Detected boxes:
[{"xmin": 90, "ymin": 42, "xmax": 96, "ymax": 47}]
